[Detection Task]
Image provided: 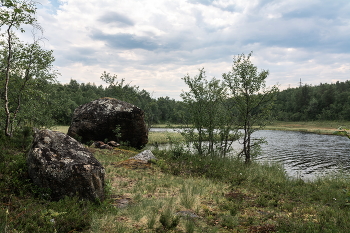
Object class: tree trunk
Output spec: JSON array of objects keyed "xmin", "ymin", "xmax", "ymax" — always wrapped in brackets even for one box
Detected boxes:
[{"xmin": 4, "ymin": 25, "xmax": 13, "ymax": 137}]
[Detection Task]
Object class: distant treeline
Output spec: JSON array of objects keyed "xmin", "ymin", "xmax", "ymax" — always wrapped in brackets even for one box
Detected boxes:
[
  {"xmin": 49, "ymin": 79, "xmax": 187, "ymax": 126},
  {"xmin": 274, "ymin": 81, "xmax": 350, "ymax": 121},
  {"xmin": 50, "ymin": 79, "xmax": 350, "ymax": 126}
]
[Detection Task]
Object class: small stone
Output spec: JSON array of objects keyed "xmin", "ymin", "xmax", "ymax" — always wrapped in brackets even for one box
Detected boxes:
[
  {"xmin": 93, "ymin": 141, "xmax": 105, "ymax": 148},
  {"xmin": 100, "ymin": 144, "xmax": 112, "ymax": 150},
  {"xmin": 107, "ymin": 141, "xmax": 120, "ymax": 147},
  {"xmin": 129, "ymin": 150, "xmax": 157, "ymax": 162}
]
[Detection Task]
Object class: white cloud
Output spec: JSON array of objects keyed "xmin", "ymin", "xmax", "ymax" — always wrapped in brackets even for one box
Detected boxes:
[{"xmin": 25, "ymin": 0, "xmax": 350, "ymax": 100}]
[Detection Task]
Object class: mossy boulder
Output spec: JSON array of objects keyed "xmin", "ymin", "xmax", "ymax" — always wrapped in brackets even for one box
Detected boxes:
[
  {"xmin": 67, "ymin": 97, "xmax": 148, "ymax": 149},
  {"xmin": 27, "ymin": 129, "xmax": 105, "ymax": 202}
]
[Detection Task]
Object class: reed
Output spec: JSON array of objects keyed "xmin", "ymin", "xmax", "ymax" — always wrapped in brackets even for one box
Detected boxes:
[{"xmin": 147, "ymin": 131, "xmax": 184, "ymax": 144}]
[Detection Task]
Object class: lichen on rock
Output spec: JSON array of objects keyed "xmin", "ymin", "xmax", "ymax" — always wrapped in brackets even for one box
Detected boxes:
[{"xmin": 27, "ymin": 129, "xmax": 105, "ymax": 202}]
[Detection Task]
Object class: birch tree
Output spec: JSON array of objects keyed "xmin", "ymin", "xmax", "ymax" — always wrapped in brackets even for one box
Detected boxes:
[
  {"xmin": 0, "ymin": 0, "xmax": 57, "ymax": 136},
  {"xmin": 181, "ymin": 68, "xmax": 238, "ymax": 157},
  {"xmin": 223, "ymin": 52, "xmax": 278, "ymax": 163}
]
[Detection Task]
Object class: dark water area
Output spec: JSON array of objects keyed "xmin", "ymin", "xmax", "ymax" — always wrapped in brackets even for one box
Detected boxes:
[
  {"xmin": 149, "ymin": 128, "xmax": 350, "ymax": 180},
  {"xmin": 253, "ymin": 130, "xmax": 350, "ymax": 180}
]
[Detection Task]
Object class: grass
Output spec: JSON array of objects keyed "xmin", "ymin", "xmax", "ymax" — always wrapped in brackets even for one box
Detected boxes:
[
  {"xmin": 148, "ymin": 131, "xmax": 185, "ymax": 145},
  {"xmin": 3, "ymin": 122, "xmax": 350, "ymax": 232},
  {"xmin": 52, "ymin": 125, "xmax": 69, "ymax": 134},
  {"xmin": 265, "ymin": 120, "xmax": 350, "ymax": 135}
]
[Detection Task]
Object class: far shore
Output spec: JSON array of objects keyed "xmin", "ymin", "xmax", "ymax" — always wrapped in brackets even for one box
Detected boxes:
[
  {"xmin": 263, "ymin": 121, "xmax": 350, "ymax": 135},
  {"xmin": 152, "ymin": 121, "xmax": 350, "ymax": 135},
  {"xmin": 53, "ymin": 121, "xmax": 350, "ymax": 144}
]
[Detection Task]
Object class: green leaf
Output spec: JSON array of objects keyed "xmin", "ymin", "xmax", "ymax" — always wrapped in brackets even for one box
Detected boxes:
[{"xmin": 14, "ymin": 8, "xmax": 22, "ymax": 14}]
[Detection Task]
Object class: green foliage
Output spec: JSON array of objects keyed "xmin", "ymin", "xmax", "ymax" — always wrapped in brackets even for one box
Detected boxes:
[
  {"xmin": 154, "ymin": 148, "xmax": 350, "ymax": 232},
  {"xmin": 223, "ymin": 52, "xmax": 278, "ymax": 163},
  {"xmin": 180, "ymin": 184, "xmax": 197, "ymax": 209},
  {"xmin": 159, "ymin": 207, "xmax": 180, "ymax": 231},
  {"xmin": 181, "ymin": 68, "xmax": 238, "ymax": 157},
  {"xmin": 180, "ymin": 53, "xmax": 277, "ymax": 162},
  {"xmin": 274, "ymin": 81, "xmax": 350, "ymax": 122},
  {"xmin": 0, "ymin": 0, "xmax": 57, "ymax": 136},
  {"xmin": 334, "ymin": 127, "xmax": 350, "ymax": 138},
  {"xmin": 3, "ymin": 134, "xmax": 350, "ymax": 232},
  {"xmin": 220, "ymin": 214, "xmax": 239, "ymax": 229},
  {"xmin": 184, "ymin": 218, "xmax": 196, "ymax": 233},
  {"xmin": 113, "ymin": 124, "xmax": 122, "ymax": 141},
  {"xmin": 147, "ymin": 210, "xmax": 158, "ymax": 229},
  {"xmin": 3, "ymin": 196, "xmax": 95, "ymax": 233},
  {"xmin": 0, "ymin": 0, "xmax": 37, "ymax": 29}
]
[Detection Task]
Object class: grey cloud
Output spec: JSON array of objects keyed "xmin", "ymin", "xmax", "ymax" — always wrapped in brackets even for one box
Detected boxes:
[
  {"xmin": 187, "ymin": 0, "xmax": 213, "ymax": 6},
  {"xmin": 54, "ymin": 47, "xmax": 100, "ymax": 66},
  {"xmin": 98, "ymin": 11, "xmax": 134, "ymax": 27},
  {"xmin": 189, "ymin": 0, "xmax": 238, "ymax": 12},
  {"xmin": 282, "ymin": 1, "xmax": 348, "ymax": 20},
  {"xmin": 91, "ymin": 30, "xmax": 159, "ymax": 51}
]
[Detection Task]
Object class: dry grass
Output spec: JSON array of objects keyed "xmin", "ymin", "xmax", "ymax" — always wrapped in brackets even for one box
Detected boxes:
[
  {"xmin": 52, "ymin": 125, "xmax": 69, "ymax": 134},
  {"xmin": 92, "ymin": 148, "xmax": 237, "ymax": 232},
  {"xmin": 3, "ymin": 134, "xmax": 350, "ymax": 232},
  {"xmin": 265, "ymin": 121, "xmax": 350, "ymax": 135},
  {"xmin": 147, "ymin": 131, "xmax": 184, "ymax": 144},
  {"xmin": 86, "ymin": 145, "xmax": 350, "ymax": 232}
]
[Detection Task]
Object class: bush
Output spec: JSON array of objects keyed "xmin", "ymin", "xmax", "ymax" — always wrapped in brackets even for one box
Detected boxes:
[{"xmin": 159, "ymin": 208, "xmax": 180, "ymax": 231}]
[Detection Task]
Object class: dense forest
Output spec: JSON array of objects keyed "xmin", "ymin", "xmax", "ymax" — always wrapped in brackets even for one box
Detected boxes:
[
  {"xmin": 47, "ymin": 78, "xmax": 350, "ymax": 126},
  {"xmin": 3, "ymin": 71, "xmax": 350, "ymax": 134},
  {"xmin": 46, "ymin": 79, "xmax": 350, "ymax": 126},
  {"xmin": 47, "ymin": 77, "xmax": 188, "ymax": 126},
  {"xmin": 274, "ymin": 81, "xmax": 350, "ymax": 121}
]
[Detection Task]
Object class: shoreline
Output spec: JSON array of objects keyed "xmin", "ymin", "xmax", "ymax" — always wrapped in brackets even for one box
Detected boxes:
[{"xmin": 153, "ymin": 121, "xmax": 349, "ymax": 136}]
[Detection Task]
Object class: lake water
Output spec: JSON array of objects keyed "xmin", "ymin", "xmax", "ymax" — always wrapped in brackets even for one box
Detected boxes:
[{"xmin": 149, "ymin": 128, "xmax": 350, "ymax": 180}]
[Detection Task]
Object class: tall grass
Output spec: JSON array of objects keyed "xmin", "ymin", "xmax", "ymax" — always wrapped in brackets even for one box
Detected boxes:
[{"xmin": 152, "ymin": 146, "xmax": 350, "ymax": 232}]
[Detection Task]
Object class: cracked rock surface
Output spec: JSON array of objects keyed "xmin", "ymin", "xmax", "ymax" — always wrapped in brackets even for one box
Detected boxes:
[{"xmin": 27, "ymin": 129, "xmax": 105, "ymax": 202}]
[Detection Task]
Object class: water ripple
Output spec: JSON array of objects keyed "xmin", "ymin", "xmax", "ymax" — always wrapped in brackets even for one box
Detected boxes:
[
  {"xmin": 149, "ymin": 128, "xmax": 350, "ymax": 180},
  {"xmin": 254, "ymin": 130, "xmax": 350, "ymax": 180}
]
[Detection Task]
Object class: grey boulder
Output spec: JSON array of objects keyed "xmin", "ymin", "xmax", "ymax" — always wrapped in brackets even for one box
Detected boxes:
[
  {"xmin": 27, "ymin": 129, "xmax": 105, "ymax": 202},
  {"xmin": 67, "ymin": 97, "xmax": 148, "ymax": 149}
]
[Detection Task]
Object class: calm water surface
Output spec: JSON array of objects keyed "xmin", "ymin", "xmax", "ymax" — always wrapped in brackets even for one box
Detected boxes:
[{"xmin": 150, "ymin": 128, "xmax": 350, "ymax": 180}]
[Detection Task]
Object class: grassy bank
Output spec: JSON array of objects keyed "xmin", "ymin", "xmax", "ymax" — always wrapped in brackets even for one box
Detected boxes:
[
  {"xmin": 153, "ymin": 121, "xmax": 349, "ymax": 135},
  {"xmin": 54, "ymin": 120, "xmax": 350, "ymax": 141},
  {"xmin": 264, "ymin": 121, "xmax": 350, "ymax": 135},
  {"xmin": 1, "ymin": 131, "xmax": 350, "ymax": 232}
]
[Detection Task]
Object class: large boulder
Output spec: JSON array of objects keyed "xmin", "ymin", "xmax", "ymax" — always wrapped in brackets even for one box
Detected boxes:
[
  {"xmin": 67, "ymin": 97, "xmax": 148, "ymax": 149},
  {"xmin": 27, "ymin": 129, "xmax": 105, "ymax": 202}
]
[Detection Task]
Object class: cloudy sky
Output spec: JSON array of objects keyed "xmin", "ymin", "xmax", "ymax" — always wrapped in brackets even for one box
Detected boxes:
[{"xmin": 29, "ymin": 0, "xmax": 350, "ymax": 99}]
